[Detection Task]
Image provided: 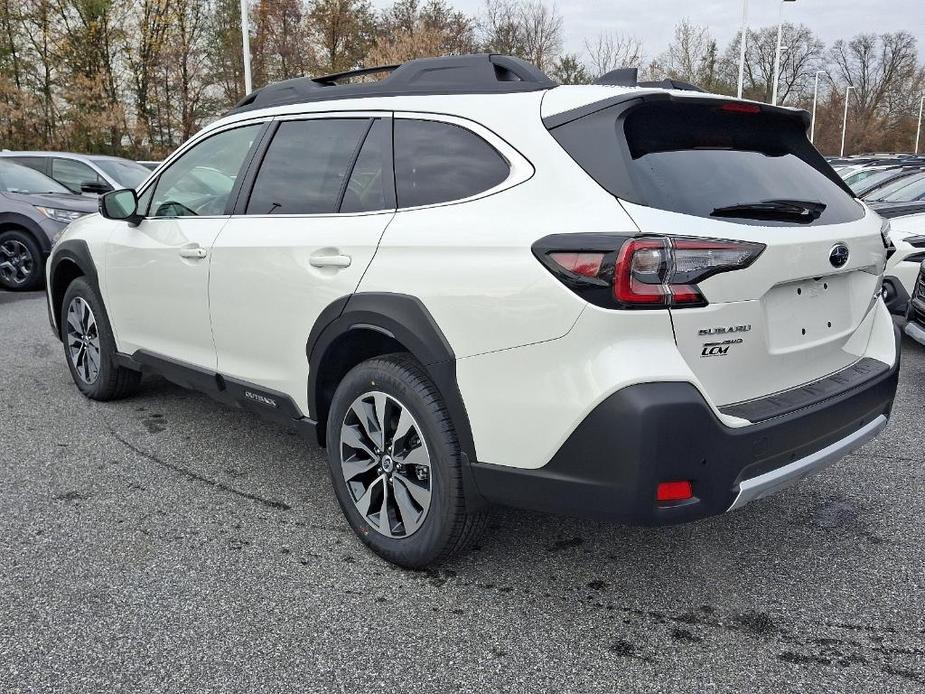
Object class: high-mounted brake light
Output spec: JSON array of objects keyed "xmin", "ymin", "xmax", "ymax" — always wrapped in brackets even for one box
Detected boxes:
[{"xmin": 720, "ymin": 102, "xmax": 761, "ymax": 114}]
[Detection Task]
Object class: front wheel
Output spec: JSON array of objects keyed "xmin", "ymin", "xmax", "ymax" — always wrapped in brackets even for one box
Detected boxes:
[
  {"xmin": 325, "ymin": 354, "xmax": 487, "ymax": 568},
  {"xmin": 61, "ymin": 277, "xmax": 141, "ymax": 400}
]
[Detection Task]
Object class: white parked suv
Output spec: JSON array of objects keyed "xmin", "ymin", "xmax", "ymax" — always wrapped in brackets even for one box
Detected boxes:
[{"xmin": 46, "ymin": 55, "xmax": 900, "ymax": 567}]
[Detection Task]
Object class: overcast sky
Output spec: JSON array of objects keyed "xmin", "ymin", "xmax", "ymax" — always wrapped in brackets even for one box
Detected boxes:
[{"xmin": 374, "ymin": 0, "xmax": 925, "ymax": 62}]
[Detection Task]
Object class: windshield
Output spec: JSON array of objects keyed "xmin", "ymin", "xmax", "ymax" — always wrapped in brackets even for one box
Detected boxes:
[
  {"xmin": 0, "ymin": 160, "xmax": 71, "ymax": 194},
  {"xmin": 866, "ymin": 172, "xmax": 925, "ymax": 201},
  {"xmin": 879, "ymin": 174, "xmax": 925, "ymax": 202},
  {"xmin": 91, "ymin": 157, "xmax": 151, "ymax": 188}
]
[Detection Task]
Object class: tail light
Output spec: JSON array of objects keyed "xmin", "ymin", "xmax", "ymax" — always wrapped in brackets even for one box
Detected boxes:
[{"xmin": 534, "ymin": 234, "xmax": 765, "ymax": 310}]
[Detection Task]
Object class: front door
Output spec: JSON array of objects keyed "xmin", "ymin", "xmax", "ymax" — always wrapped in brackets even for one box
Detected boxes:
[
  {"xmin": 105, "ymin": 122, "xmax": 265, "ymax": 370},
  {"xmin": 209, "ymin": 115, "xmax": 395, "ymax": 413}
]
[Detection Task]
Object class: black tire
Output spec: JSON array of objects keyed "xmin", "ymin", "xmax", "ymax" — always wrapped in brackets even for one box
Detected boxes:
[
  {"xmin": 60, "ymin": 277, "xmax": 141, "ymax": 400},
  {"xmin": 325, "ymin": 354, "xmax": 488, "ymax": 568},
  {"xmin": 0, "ymin": 229, "xmax": 44, "ymax": 291}
]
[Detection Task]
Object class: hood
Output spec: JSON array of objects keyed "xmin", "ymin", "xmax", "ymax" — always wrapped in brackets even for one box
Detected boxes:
[{"xmin": 1, "ymin": 190, "xmax": 99, "ymax": 213}]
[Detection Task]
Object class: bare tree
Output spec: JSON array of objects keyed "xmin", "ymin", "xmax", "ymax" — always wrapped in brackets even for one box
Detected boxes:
[
  {"xmin": 584, "ymin": 30, "xmax": 643, "ymax": 78},
  {"xmin": 480, "ymin": 0, "xmax": 561, "ymax": 72}
]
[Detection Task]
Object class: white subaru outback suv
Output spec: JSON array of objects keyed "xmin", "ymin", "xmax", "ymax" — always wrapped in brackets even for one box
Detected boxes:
[{"xmin": 46, "ymin": 55, "xmax": 900, "ymax": 568}]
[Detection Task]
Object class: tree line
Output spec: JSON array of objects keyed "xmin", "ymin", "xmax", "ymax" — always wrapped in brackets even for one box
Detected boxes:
[{"xmin": 1, "ymin": 0, "xmax": 922, "ymax": 159}]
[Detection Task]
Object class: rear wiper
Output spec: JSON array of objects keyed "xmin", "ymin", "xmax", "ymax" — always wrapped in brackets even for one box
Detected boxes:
[{"xmin": 711, "ymin": 199, "xmax": 826, "ymax": 223}]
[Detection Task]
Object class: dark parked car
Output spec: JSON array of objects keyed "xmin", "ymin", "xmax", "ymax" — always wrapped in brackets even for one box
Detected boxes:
[
  {"xmin": 906, "ymin": 261, "xmax": 925, "ymax": 347},
  {"xmin": 865, "ymin": 171, "xmax": 925, "ymax": 203},
  {"xmin": 0, "ymin": 160, "xmax": 97, "ymax": 290}
]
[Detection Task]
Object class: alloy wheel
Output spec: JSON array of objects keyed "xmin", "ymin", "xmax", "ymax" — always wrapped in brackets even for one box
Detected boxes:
[
  {"xmin": 340, "ymin": 391, "xmax": 433, "ymax": 538},
  {"xmin": 66, "ymin": 297, "xmax": 101, "ymax": 384},
  {"xmin": 0, "ymin": 239, "xmax": 33, "ymax": 286}
]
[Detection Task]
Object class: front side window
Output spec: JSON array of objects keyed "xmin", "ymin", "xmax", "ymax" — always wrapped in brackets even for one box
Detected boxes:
[
  {"xmin": 52, "ymin": 158, "xmax": 106, "ymax": 194},
  {"xmin": 149, "ymin": 124, "xmax": 262, "ymax": 218},
  {"xmin": 394, "ymin": 119, "xmax": 510, "ymax": 208},
  {"xmin": 246, "ymin": 118, "xmax": 370, "ymax": 215}
]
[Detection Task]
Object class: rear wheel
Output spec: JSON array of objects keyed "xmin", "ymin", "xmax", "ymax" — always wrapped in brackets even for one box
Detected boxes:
[
  {"xmin": 61, "ymin": 277, "xmax": 141, "ymax": 400},
  {"xmin": 325, "ymin": 354, "xmax": 487, "ymax": 568},
  {"xmin": 0, "ymin": 230, "xmax": 43, "ymax": 291}
]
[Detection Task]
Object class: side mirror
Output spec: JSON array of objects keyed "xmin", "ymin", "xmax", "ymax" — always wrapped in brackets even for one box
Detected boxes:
[
  {"xmin": 80, "ymin": 180, "xmax": 112, "ymax": 195},
  {"xmin": 99, "ymin": 189, "xmax": 141, "ymax": 224}
]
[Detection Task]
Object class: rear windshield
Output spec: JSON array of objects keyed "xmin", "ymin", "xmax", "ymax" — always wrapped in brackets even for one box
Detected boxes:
[{"xmin": 550, "ymin": 99, "xmax": 863, "ymax": 226}]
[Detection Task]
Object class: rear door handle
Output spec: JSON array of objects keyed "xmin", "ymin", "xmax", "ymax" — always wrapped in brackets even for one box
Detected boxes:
[
  {"xmin": 179, "ymin": 245, "xmax": 207, "ymax": 259},
  {"xmin": 309, "ymin": 254, "xmax": 352, "ymax": 269}
]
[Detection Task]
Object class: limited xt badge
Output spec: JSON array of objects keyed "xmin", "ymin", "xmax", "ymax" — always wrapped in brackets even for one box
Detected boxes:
[
  {"xmin": 245, "ymin": 391, "xmax": 278, "ymax": 408},
  {"xmin": 701, "ymin": 338, "xmax": 743, "ymax": 357}
]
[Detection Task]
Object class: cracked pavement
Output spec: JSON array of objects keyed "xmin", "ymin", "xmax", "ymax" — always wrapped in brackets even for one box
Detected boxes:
[{"xmin": 1, "ymin": 290, "xmax": 924, "ymax": 692}]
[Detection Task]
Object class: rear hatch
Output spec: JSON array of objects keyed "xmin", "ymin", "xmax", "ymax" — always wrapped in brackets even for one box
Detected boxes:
[{"xmin": 545, "ymin": 92, "xmax": 888, "ymax": 407}]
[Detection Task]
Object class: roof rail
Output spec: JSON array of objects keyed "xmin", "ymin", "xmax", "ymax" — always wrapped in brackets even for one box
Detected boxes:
[{"xmin": 230, "ymin": 53, "xmax": 557, "ymax": 114}]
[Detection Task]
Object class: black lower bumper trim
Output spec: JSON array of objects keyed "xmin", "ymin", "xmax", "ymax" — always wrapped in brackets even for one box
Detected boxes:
[{"xmin": 471, "ymin": 327, "xmax": 900, "ymax": 526}]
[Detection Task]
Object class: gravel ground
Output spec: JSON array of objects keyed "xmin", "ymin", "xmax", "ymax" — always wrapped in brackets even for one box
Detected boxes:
[{"xmin": 1, "ymin": 289, "xmax": 924, "ymax": 693}]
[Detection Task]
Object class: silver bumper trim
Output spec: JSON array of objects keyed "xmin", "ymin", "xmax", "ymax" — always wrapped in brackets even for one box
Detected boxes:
[
  {"xmin": 727, "ymin": 414, "xmax": 888, "ymax": 512},
  {"xmin": 905, "ymin": 320, "xmax": 925, "ymax": 347}
]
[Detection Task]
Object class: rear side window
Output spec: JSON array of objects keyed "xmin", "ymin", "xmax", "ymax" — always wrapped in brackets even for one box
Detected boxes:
[
  {"xmin": 394, "ymin": 120, "xmax": 509, "ymax": 208},
  {"xmin": 551, "ymin": 100, "xmax": 863, "ymax": 226},
  {"xmin": 247, "ymin": 118, "xmax": 369, "ymax": 215}
]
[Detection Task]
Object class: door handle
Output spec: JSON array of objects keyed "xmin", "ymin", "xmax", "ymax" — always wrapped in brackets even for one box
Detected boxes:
[
  {"xmin": 309, "ymin": 254, "xmax": 352, "ymax": 269},
  {"xmin": 179, "ymin": 245, "xmax": 207, "ymax": 259}
]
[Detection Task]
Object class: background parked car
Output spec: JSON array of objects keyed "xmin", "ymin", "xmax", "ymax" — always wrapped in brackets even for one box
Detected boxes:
[
  {"xmin": 0, "ymin": 160, "xmax": 97, "ymax": 290},
  {"xmin": 0, "ymin": 151, "xmax": 151, "ymax": 195},
  {"xmin": 864, "ymin": 170, "xmax": 925, "ymax": 203}
]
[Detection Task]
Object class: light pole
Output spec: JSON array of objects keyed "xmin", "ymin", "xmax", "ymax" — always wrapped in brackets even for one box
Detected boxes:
[
  {"xmin": 810, "ymin": 70, "xmax": 826, "ymax": 144},
  {"xmin": 736, "ymin": 0, "xmax": 749, "ymax": 99},
  {"xmin": 771, "ymin": 0, "xmax": 797, "ymax": 106},
  {"xmin": 240, "ymin": 0, "xmax": 253, "ymax": 94},
  {"xmin": 840, "ymin": 85, "xmax": 855, "ymax": 157},
  {"xmin": 916, "ymin": 95, "xmax": 924, "ymax": 154}
]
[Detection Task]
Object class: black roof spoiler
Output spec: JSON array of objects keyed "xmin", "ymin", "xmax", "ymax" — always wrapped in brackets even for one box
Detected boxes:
[
  {"xmin": 229, "ymin": 54, "xmax": 557, "ymax": 114},
  {"xmin": 594, "ymin": 68, "xmax": 705, "ymax": 94}
]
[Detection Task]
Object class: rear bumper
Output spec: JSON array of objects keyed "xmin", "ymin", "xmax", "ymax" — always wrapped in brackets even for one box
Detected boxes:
[{"xmin": 470, "ymin": 326, "xmax": 900, "ymax": 525}]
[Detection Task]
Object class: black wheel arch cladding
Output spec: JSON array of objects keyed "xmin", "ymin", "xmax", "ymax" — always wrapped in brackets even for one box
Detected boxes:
[
  {"xmin": 47, "ymin": 239, "xmax": 104, "ymax": 340},
  {"xmin": 306, "ymin": 293, "xmax": 478, "ymax": 465}
]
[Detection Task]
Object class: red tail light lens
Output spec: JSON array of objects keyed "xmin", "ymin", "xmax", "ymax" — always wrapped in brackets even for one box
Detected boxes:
[
  {"xmin": 534, "ymin": 233, "xmax": 765, "ymax": 310},
  {"xmin": 720, "ymin": 102, "xmax": 761, "ymax": 114},
  {"xmin": 613, "ymin": 237, "xmax": 765, "ymax": 308}
]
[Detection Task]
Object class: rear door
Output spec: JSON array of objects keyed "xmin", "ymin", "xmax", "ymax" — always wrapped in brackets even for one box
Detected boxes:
[
  {"xmin": 209, "ymin": 113, "xmax": 395, "ymax": 411},
  {"xmin": 549, "ymin": 96, "xmax": 888, "ymax": 406}
]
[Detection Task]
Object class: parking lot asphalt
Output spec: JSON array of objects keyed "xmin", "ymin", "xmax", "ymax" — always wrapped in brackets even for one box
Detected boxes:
[{"xmin": 1, "ymin": 289, "xmax": 924, "ymax": 693}]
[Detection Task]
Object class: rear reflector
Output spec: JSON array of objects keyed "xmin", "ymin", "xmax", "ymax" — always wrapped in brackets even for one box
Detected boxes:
[
  {"xmin": 548, "ymin": 251, "xmax": 605, "ymax": 278},
  {"xmin": 656, "ymin": 481, "xmax": 693, "ymax": 502}
]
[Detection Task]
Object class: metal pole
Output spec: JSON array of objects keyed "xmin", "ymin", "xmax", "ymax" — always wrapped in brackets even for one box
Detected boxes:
[
  {"xmin": 810, "ymin": 71, "xmax": 824, "ymax": 144},
  {"xmin": 841, "ymin": 86, "xmax": 854, "ymax": 157},
  {"xmin": 916, "ymin": 95, "xmax": 924, "ymax": 154},
  {"xmin": 736, "ymin": 0, "xmax": 749, "ymax": 99},
  {"xmin": 240, "ymin": 0, "xmax": 253, "ymax": 94},
  {"xmin": 771, "ymin": 2, "xmax": 785, "ymax": 105}
]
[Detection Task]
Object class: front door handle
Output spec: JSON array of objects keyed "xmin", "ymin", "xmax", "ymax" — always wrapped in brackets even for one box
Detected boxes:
[
  {"xmin": 179, "ymin": 245, "xmax": 207, "ymax": 260},
  {"xmin": 309, "ymin": 254, "xmax": 352, "ymax": 269}
]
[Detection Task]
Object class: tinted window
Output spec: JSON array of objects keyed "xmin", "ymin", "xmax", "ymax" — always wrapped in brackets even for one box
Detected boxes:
[
  {"xmin": 394, "ymin": 120, "xmax": 509, "ymax": 208},
  {"xmin": 882, "ymin": 175, "xmax": 925, "ymax": 202},
  {"xmin": 0, "ymin": 160, "xmax": 70, "ymax": 194},
  {"xmin": 866, "ymin": 172, "xmax": 925, "ymax": 201},
  {"xmin": 52, "ymin": 158, "xmax": 105, "ymax": 193},
  {"xmin": 6, "ymin": 157, "xmax": 48, "ymax": 176},
  {"xmin": 149, "ymin": 124, "xmax": 261, "ymax": 217},
  {"xmin": 551, "ymin": 101, "xmax": 863, "ymax": 226},
  {"xmin": 247, "ymin": 119, "xmax": 369, "ymax": 215},
  {"xmin": 340, "ymin": 119, "xmax": 393, "ymax": 213}
]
